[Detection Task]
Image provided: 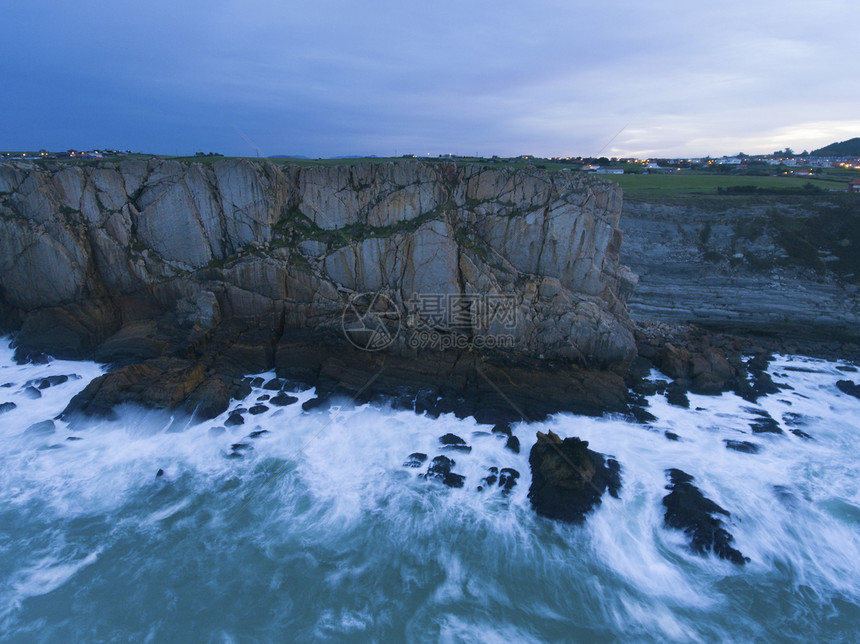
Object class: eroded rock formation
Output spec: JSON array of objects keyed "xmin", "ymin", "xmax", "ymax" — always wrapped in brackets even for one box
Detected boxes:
[
  {"xmin": 0, "ymin": 159, "xmax": 637, "ymax": 419},
  {"xmin": 528, "ymin": 430, "xmax": 621, "ymax": 522}
]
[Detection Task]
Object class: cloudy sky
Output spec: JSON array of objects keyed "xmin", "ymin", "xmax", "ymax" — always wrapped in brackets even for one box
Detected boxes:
[{"xmin": 2, "ymin": 1, "xmax": 857, "ymax": 158}]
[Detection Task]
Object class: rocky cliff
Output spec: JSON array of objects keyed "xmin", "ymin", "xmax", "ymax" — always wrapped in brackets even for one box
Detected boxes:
[
  {"xmin": 620, "ymin": 195, "xmax": 860, "ymax": 341},
  {"xmin": 0, "ymin": 159, "xmax": 637, "ymax": 420}
]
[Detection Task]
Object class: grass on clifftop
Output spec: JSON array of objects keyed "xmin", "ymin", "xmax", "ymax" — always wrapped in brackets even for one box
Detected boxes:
[{"xmin": 606, "ymin": 171, "xmax": 853, "ymax": 198}]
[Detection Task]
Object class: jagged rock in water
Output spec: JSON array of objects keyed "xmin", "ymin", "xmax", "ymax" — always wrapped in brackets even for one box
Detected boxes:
[
  {"xmin": 836, "ymin": 380, "xmax": 860, "ymax": 399},
  {"xmin": 665, "ymin": 382, "xmax": 690, "ymax": 408},
  {"xmin": 528, "ymin": 430, "xmax": 622, "ymax": 522},
  {"xmin": 662, "ymin": 468, "xmax": 748, "ymax": 565},
  {"xmin": 439, "ymin": 433, "xmax": 471, "ymax": 452},
  {"xmin": 478, "ymin": 466, "xmax": 520, "ymax": 494},
  {"xmin": 423, "ymin": 455, "xmax": 465, "ymax": 488},
  {"xmin": 748, "ymin": 410, "xmax": 782, "ymax": 434},
  {"xmin": 505, "ymin": 435, "xmax": 520, "ymax": 454},
  {"xmin": 248, "ymin": 404, "xmax": 269, "ymax": 415},
  {"xmin": 22, "ymin": 386, "xmax": 42, "ymax": 400},
  {"xmin": 479, "ymin": 467, "xmax": 499, "ymax": 490},
  {"xmin": 491, "ymin": 423, "xmax": 512, "ymax": 437},
  {"xmin": 0, "ymin": 402, "xmax": 16, "ymax": 415},
  {"xmin": 498, "ymin": 468, "xmax": 520, "ymax": 494}
]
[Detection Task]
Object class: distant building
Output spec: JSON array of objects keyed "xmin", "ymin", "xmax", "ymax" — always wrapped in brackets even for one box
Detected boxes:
[
  {"xmin": 594, "ymin": 168, "xmax": 624, "ymax": 175},
  {"xmin": 849, "ymin": 178, "xmax": 860, "ymax": 193}
]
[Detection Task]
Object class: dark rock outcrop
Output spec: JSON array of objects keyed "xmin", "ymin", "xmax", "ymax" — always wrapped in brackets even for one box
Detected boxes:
[
  {"xmin": 836, "ymin": 380, "xmax": 860, "ymax": 399},
  {"xmin": 439, "ymin": 433, "xmax": 471, "ymax": 452},
  {"xmin": 423, "ymin": 455, "xmax": 465, "ymax": 488},
  {"xmin": 61, "ymin": 358, "xmax": 207, "ymax": 419},
  {"xmin": 662, "ymin": 468, "xmax": 748, "ymax": 565},
  {"xmin": 528, "ymin": 430, "xmax": 621, "ymax": 522}
]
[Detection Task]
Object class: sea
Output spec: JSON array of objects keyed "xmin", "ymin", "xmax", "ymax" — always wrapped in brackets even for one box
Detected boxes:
[{"xmin": 1, "ymin": 337, "xmax": 859, "ymax": 643}]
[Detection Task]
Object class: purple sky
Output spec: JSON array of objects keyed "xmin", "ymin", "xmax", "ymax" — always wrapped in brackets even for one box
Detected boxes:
[{"xmin": 2, "ymin": 0, "xmax": 857, "ymax": 158}]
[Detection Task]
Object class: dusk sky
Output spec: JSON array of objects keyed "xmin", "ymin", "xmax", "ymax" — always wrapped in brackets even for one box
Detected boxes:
[{"xmin": 2, "ymin": 1, "xmax": 857, "ymax": 159}]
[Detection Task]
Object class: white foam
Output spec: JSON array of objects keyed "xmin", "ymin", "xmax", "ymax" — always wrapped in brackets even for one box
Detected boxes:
[{"xmin": 2, "ymin": 338, "xmax": 860, "ymax": 640}]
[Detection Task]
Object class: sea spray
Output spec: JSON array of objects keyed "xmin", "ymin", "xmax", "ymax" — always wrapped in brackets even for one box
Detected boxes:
[{"xmin": 1, "ymin": 340, "xmax": 859, "ymax": 641}]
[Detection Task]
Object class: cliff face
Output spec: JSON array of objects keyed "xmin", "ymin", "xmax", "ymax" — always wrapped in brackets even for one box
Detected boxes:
[
  {"xmin": 0, "ymin": 159, "xmax": 636, "ymax": 374},
  {"xmin": 620, "ymin": 197, "xmax": 860, "ymax": 340}
]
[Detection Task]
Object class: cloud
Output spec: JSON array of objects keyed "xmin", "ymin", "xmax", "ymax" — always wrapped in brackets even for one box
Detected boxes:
[{"xmin": 0, "ymin": 0, "xmax": 856, "ymax": 156}]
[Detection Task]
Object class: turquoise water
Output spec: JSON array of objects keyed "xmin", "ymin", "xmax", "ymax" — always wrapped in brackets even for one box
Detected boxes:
[{"xmin": 1, "ymin": 340, "xmax": 860, "ymax": 642}]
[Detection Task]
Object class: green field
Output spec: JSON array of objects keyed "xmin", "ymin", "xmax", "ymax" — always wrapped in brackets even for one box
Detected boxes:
[{"xmin": 604, "ymin": 171, "xmax": 853, "ymax": 197}]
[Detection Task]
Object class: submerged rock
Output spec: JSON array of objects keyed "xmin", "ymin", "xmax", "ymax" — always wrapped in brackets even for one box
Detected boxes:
[
  {"xmin": 403, "ymin": 452, "xmax": 427, "ymax": 468},
  {"xmin": 662, "ymin": 468, "xmax": 748, "ymax": 565},
  {"xmin": 724, "ymin": 439, "xmax": 761, "ymax": 454},
  {"xmin": 478, "ymin": 466, "xmax": 520, "ymax": 494},
  {"xmin": 23, "ymin": 420, "xmax": 56, "ymax": 436},
  {"xmin": 748, "ymin": 410, "xmax": 783, "ymax": 434},
  {"xmin": 528, "ymin": 430, "xmax": 621, "ymax": 522},
  {"xmin": 27, "ymin": 374, "xmax": 78, "ymax": 389},
  {"xmin": 0, "ymin": 401, "xmax": 16, "ymax": 415}
]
